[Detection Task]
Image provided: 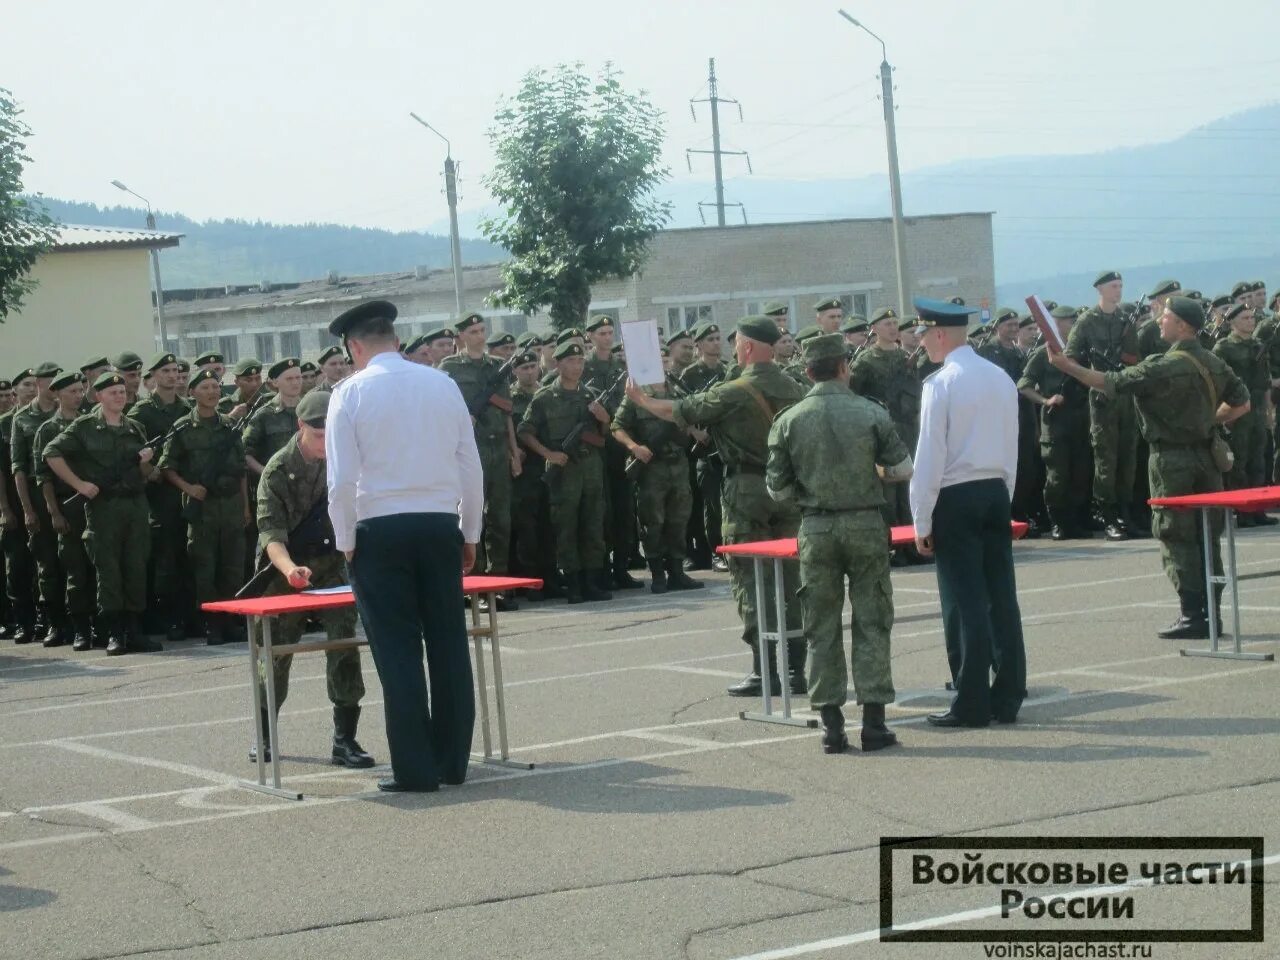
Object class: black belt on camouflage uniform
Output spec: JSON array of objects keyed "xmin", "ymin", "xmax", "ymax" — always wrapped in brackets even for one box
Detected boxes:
[
  {"xmin": 725, "ymin": 463, "xmax": 765, "ymax": 477},
  {"xmin": 1149, "ymin": 439, "xmax": 1211, "ymax": 452}
]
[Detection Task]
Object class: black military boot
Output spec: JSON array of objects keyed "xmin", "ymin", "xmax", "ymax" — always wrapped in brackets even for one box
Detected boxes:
[
  {"xmin": 666, "ymin": 557, "xmax": 704, "ymax": 591},
  {"xmin": 1102, "ymin": 507, "xmax": 1130, "ymax": 542},
  {"xmin": 331, "ymin": 705, "xmax": 376, "ymax": 768},
  {"xmin": 164, "ymin": 598, "xmax": 187, "ymax": 644},
  {"xmin": 205, "ymin": 615, "xmax": 231, "ymax": 646},
  {"xmin": 248, "ymin": 708, "xmax": 273, "ymax": 763},
  {"xmin": 42, "ymin": 607, "xmax": 70, "ymax": 648},
  {"xmin": 819, "ymin": 705, "xmax": 849, "ymax": 754},
  {"xmin": 11, "ymin": 615, "xmax": 34, "ymax": 645},
  {"xmin": 564, "ymin": 570, "xmax": 585, "ymax": 605},
  {"xmin": 32, "ymin": 606, "xmax": 48, "ymax": 646},
  {"xmin": 128, "ymin": 613, "xmax": 163, "ymax": 653},
  {"xmin": 480, "ymin": 591, "xmax": 519, "ymax": 613},
  {"xmin": 786, "ymin": 639, "xmax": 807, "ymax": 696},
  {"xmin": 648, "ymin": 559, "xmax": 668, "ymax": 595},
  {"xmin": 104, "ymin": 614, "xmax": 129, "ymax": 656},
  {"xmin": 611, "ymin": 560, "xmax": 643, "ymax": 590},
  {"xmin": 727, "ymin": 646, "xmax": 766, "ymax": 697},
  {"xmin": 583, "ymin": 572, "xmax": 613, "ymax": 602},
  {"xmin": 1157, "ymin": 591, "xmax": 1209, "ymax": 639},
  {"xmin": 1046, "ymin": 507, "xmax": 1069, "ymax": 541},
  {"xmin": 1252, "ymin": 511, "xmax": 1278, "ymax": 527},
  {"xmin": 539, "ymin": 571, "xmax": 564, "ymax": 601},
  {"xmin": 70, "ymin": 615, "xmax": 93, "ymax": 652},
  {"xmin": 860, "ymin": 703, "xmax": 899, "ymax": 752}
]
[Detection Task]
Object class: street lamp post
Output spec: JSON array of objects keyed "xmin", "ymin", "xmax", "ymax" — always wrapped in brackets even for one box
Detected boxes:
[
  {"xmin": 409, "ymin": 113, "xmax": 466, "ymax": 315},
  {"xmin": 111, "ymin": 179, "xmax": 179, "ymax": 352},
  {"xmin": 838, "ymin": 10, "xmax": 910, "ymax": 315}
]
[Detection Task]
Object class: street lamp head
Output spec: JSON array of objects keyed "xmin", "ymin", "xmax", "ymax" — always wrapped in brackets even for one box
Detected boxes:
[
  {"xmin": 110, "ymin": 179, "xmax": 128, "ymax": 191},
  {"xmin": 837, "ymin": 9, "xmax": 860, "ymax": 26},
  {"xmin": 409, "ymin": 112, "xmax": 450, "ymax": 156}
]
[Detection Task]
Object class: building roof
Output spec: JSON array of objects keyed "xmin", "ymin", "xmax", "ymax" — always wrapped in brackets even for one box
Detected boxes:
[{"xmin": 52, "ymin": 224, "xmax": 183, "ymax": 253}]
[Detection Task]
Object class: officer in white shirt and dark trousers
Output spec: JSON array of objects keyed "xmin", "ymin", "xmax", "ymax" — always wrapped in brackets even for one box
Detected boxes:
[
  {"xmin": 326, "ymin": 300, "xmax": 484, "ymax": 792},
  {"xmin": 909, "ymin": 297, "xmax": 1027, "ymax": 728}
]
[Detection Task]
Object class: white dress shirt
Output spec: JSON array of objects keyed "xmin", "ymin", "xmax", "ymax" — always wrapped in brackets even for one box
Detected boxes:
[
  {"xmin": 909, "ymin": 345, "xmax": 1019, "ymax": 538},
  {"xmin": 326, "ymin": 350, "xmax": 483, "ymax": 551}
]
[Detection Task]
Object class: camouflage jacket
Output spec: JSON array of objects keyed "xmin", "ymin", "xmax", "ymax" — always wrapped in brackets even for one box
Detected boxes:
[
  {"xmin": 612, "ymin": 381, "xmax": 690, "ymax": 462},
  {"xmin": 243, "ymin": 395, "xmax": 301, "ymax": 467},
  {"xmin": 1017, "ymin": 345, "xmax": 1090, "ymax": 437},
  {"xmin": 439, "ymin": 353, "xmax": 511, "ymax": 444},
  {"xmin": 1066, "ymin": 306, "xmax": 1139, "ymax": 372},
  {"xmin": 978, "ymin": 341, "xmax": 1026, "ymax": 383},
  {"xmin": 671, "ymin": 362, "xmax": 807, "ymax": 473},
  {"xmin": 9, "ymin": 399, "xmax": 58, "ymax": 479},
  {"xmin": 42, "ymin": 408, "xmax": 150, "ymax": 497},
  {"xmin": 849, "ymin": 346, "xmax": 922, "ymax": 431},
  {"xmin": 1213, "ymin": 334, "xmax": 1271, "ymax": 408},
  {"xmin": 517, "ymin": 377, "xmax": 606, "ymax": 460},
  {"xmin": 256, "ymin": 433, "xmax": 330, "ymax": 555},
  {"xmin": 158, "ymin": 410, "xmax": 246, "ymax": 496},
  {"xmin": 31, "ymin": 409, "xmax": 84, "ymax": 495}
]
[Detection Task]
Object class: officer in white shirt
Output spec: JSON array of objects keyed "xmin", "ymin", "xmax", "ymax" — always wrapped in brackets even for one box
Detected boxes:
[
  {"xmin": 326, "ymin": 299, "xmax": 484, "ymax": 792},
  {"xmin": 909, "ymin": 297, "xmax": 1027, "ymax": 728}
]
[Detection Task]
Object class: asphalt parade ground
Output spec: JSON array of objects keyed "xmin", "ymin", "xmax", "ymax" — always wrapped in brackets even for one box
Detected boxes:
[{"xmin": 1, "ymin": 533, "xmax": 1277, "ymax": 960}]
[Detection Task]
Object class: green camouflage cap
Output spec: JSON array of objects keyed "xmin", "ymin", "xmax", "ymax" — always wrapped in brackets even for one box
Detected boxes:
[
  {"xmin": 1148, "ymin": 279, "xmax": 1181, "ymax": 299},
  {"xmin": 801, "ymin": 333, "xmax": 846, "ymax": 362},
  {"xmin": 813, "ymin": 297, "xmax": 843, "ymax": 313},
  {"xmin": 113, "ymin": 352, "xmax": 143, "ymax": 372},
  {"xmin": 1224, "ymin": 302, "xmax": 1251, "ymax": 321},
  {"xmin": 300, "ymin": 361, "xmax": 318, "ymax": 374},
  {"xmin": 840, "ymin": 319, "xmax": 869, "ymax": 334},
  {"xmin": 193, "ymin": 351, "xmax": 224, "ymax": 366},
  {"xmin": 994, "ymin": 306, "xmax": 1020, "ymax": 323},
  {"xmin": 50, "ymin": 371, "xmax": 85, "ymax": 392},
  {"xmin": 453, "ymin": 312, "xmax": 485, "ymax": 332},
  {"xmin": 402, "ymin": 334, "xmax": 431, "ymax": 354},
  {"xmin": 1093, "ymin": 270, "xmax": 1122, "ymax": 288},
  {"xmin": 691, "ymin": 322, "xmax": 721, "ymax": 343},
  {"xmin": 268, "ymin": 357, "xmax": 300, "ymax": 380},
  {"xmin": 93, "ymin": 371, "xmax": 127, "ymax": 392},
  {"xmin": 870, "ymin": 306, "xmax": 898, "ymax": 324},
  {"xmin": 794, "ymin": 324, "xmax": 823, "ymax": 343},
  {"xmin": 1050, "ymin": 305, "xmax": 1079, "ymax": 320},
  {"xmin": 188, "ymin": 368, "xmax": 221, "ymax": 389},
  {"xmin": 898, "ymin": 315, "xmax": 921, "ymax": 331},
  {"xmin": 665, "ymin": 329, "xmax": 692, "ymax": 346},
  {"xmin": 79, "ymin": 357, "xmax": 110, "ymax": 373},
  {"xmin": 33, "ymin": 361, "xmax": 62, "ymax": 378},
  {"xmin": 317, "ymin": 345, "xmax": 344, "ymax": 365},
  {"xmin": 146, "ymin": 352, "xmax": 179, "ymax": 374},
  {"xmin": 513, "ymin": 350, "xmax": 539, "ymax": 368},
  {"xmin": 12, "ymin": 368, "xmax": 35, "ymax": 385},
  {"xmin": 585, "ymin": 315, "xmax": 615, "ymax": 332},
  {"xmin": 555, "ymin": 327, "xmax": 584, "ymax": 345},
  {"xmin": 515, "ymin": 331, "xmax": 540, "ymax": 348},
  {"xmin": 553, "ymin": 342, "xmax": 585, "ymax": 361},
  {"xmin": 486, "ymin": 331, "xmax": 516, "ymax": 349},
  {"xmin": 762, "ymin": 301, "xmax": 788, "ymax": 317},
  {"xmin": 232, "ymin": 358, "xmax": 262, "ymax": 377},
  {"xmin": 296, "ymin": 389, "xmax": 330, "ymax": 426},
  {"xmin": 737, "ymin": 315, "xmax": 781, "ymax": 346}
]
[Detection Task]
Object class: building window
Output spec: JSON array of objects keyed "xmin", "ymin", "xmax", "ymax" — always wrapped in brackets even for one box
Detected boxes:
[
  {"xmin": 665, "ymin": 304, "xmax": 714, "ymax": 333},
  {"xmin": 501, "ymin": 315, "xmax": 529, "ymax": 336},
  {"xmin": 280, "ymin": 331, "xmax": 301, "ymax": 359},
  {"xmin": 318, "ymin": 327, "xmax": 341, "ymax": 349},
  {"xmin": 218, "ymin": 336, "xmax": 239, "ymax": 364},
  {"xmin": 845, "ymin": 293, "xmax": 870, "ymax": 318},
  {"xmin": 192, "ymin": 336, "xmax": 216, "ymax": 357},
  {"xmin": 254, "ymin": 333, "xmax": 276, "ymax": 363},
  {"xmin": 163, "ymin": 339, "xmax": 179, "ymax": 357}
]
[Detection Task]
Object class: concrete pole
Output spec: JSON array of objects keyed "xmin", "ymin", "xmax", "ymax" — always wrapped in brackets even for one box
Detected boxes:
[
  {"xmin": 144, "ymin": 210, "xmax": 175, "ymax": 352},
  {"xmin": 444, "ymin": 156, "xmax": 466, "ymax": 314},
  {"xmin": 879, "ymin": 58, "xmax": 910, "ymax": 315},
  {"xmin": 708, "ymin": 58, "xmax": 726, "ymax": 228}
]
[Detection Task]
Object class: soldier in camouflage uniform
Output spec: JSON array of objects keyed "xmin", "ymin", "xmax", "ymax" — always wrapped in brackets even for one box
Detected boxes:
[
  {"xmin": 680, "ymin": 323, "xmax": 730, "ymax": 572},
  {"xmin": 1065, "ymin": 270, "xmax": 1142, "ymax": 541},
  {"xmin": 129, "ymin": 353, "xmax": 192, "ymax": 640},
  {"xmin": 44, "ymin": 372, "xmax": 155, "ymax": 655},
  {"xmin": 767, "ymin": 333, "xmax": 913, "ymax": 753},
  {"xmin": 441, "ymin": 313, "xmax": 521, "ymax": 610},
  {"xmin": 583, "ymin": 315, "xmax": 641, "ymax": 590},
  {"xmin": 11, "ymin": 361, "xmax": 63, "ymax": 646},
  {"xmin": 518, "ymin": 342, "xmax": 613, "ymax": 604},
  {"xmin": 977, "ymin": 307, "xmax": 1027, "ymax": 382},
  {"xmin": 508, "ymin": 351, "xmax": 560, "ymax": 599},
  {"xmin": 248, "ymin": 389, "xmax": 373, "ymax": 767},
  {"xmin": 31, "ymin": 373, "xmax": 95, "ymax": 649},
  {"xmin": 1213, "ymin": 303, "xmax": 1275, "ymax": 526},
  {"xmin": 216, "ymin": 358, "xmax": 266, "ymax": 417},
  {"xmin": 113, "ymin": 352, "xmax": 144, "ymax": 410},
  {"xmin": 812, "ymin": 296, "xmax": 843, "ymax": 335},
  {"xmin": 1, "ymin": 370, "xmax": 37, "ymax": 643},
  {"xmin": 1017, "ymin": 306, "xmax": 1092, "ymax": 538},
  {"xmin": 1051, "ymin": 296, "xmax": 1250, "ymax": 639},
  {"xmin": 244, "ymin": 358, "xmax": 306, "ymax": 578},
  {"xmin": 627, "ymin": 316, "xmax": 809, "ymax": 696},
  {"xmin": 160, "ymin": 369, "xmax": 250, "ymax": 644},
  {"xmin": 1136, "ymin": 280, "xmax": 1181, "ymax": 358},
  {"xmin": 78, "ymin": 358, "xmax": 110, "ymax": 413},
  {"xmin": 666, "ymin": 329, "xmax": 696, "ymax": 380},
  {"xmin": 0, "ymin": 377, "xmax": 14, "ymax": 638},
  {"xmin": 612, "ymin": 365, "xmax": 703, "ymax": 595},
  {"xmin": 313, "ymin": 345, "xmax": 350, "ymax": 392}
]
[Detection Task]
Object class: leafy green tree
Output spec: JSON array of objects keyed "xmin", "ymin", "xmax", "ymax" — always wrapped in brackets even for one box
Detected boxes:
[
  {"xmin": 481, "ymin": 63, "xmax": 670, "ymax": 330},
  {"xmin": 0, "ymin": 88, "xmax": 57, "ymax": 320}
]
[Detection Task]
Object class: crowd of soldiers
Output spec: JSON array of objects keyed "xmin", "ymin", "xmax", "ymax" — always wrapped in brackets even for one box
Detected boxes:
[{"xmin": 2, "ymin": 272, "xmax": 1276, "ymax": 663}]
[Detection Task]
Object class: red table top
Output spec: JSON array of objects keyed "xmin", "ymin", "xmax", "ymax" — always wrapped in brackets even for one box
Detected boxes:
[
  {"xmin": 717, "ymin": 521, "xmax": 1029, "ymax": 559},
  {"xmin": 202, "ymin": 575, "xmax": 542, "ymax": 617},
  {"xmin": 1149, "ymin": 485, "xmax": 1280, "ymax": 511}
]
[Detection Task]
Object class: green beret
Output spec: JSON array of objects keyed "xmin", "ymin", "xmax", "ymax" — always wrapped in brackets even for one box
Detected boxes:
[
  {"xmin": 794, "ymin": 324, "xmax": 822, "ymax": 343},
  {"xmin": 79, "ymin": 357, "xmax": 110, "ymax": 373},
  {"xmin": 268, "ymin": 357, "xmax": 300, "ymax": 380},
  {"xmin": 94, "ymin": 371, "xmax": 127, "ymax": 392},
  {"xmin": 146, "ymin": 352, "xmax": 178, "ymax": 374},
  {"xmin": 515, "ymin": 332, "xmax": 540, "ymax": 348},
  {"xmin": 1211, "ymin": 294, "xmax": 1233, "ymax": 309},
  {"xmin": 1224, "ymin": 302, "xmax": 1251, "ymax": 321},
  {"xmin": 1042, "ymin": 300, "xmax": 1058, "ymax": 311},
  {"xmin": 1252, "ymin": 280, "xmax": 1267, "ymax": 291},
  {"xmin": 513, "ymin": 350, "xmax": 539, "ymax": 368},
  {"xmin": 1183, "ymin": 289, "xmax": 1202, "ymax": 300},
  {"xmin": 839, "ymin": 318, "xmax": 869, "ymax": 334},
  {"xmin": 692, "ymin": 322, "xmax": 721, "ymax": 343},
  {"xmin": 1230, "ymin": 281, "xmax": 1252, "ymax": 299},
  {"xmin": 813, "ymin": 297, "xmax": 843, "ymax": 313},
  {"xmin": 1050, "ymin": 305, "xmax": 1079, "ymax": 320},
  {"xmin": 611, "ymin": 342, "xmax": 626, "ymax": 354},
  {"xmin": 300, "ymin": 361, "xmax": 318, "ymax": 374},
  {"xmin": 665, "ymin": 329, "xmax": 692, "ymax": 346},
  {"xmin": 553, "ymin": 342, "xmax": 585, "ymax": 361},
  {"xmin": 1148, "ymin": 279, "xmax": 1181, "ymax": 299},
  {"xmin": 328, "ymin": 299, "xmax": 398, "ymax": 339},
  {"xmin": 402, "ymin": 334, "xmax": 431, "ymax": 355},
  {"xmin": 33, "ymin": 361, "xmax": 62, "ymax": 378},
  {"xmin": 897, "ymin": 316, "xmax": 920, "ymax": 332},
  {"xmin": 0, "ymin": 380, "xmax": 10, "ymax": 391},
  {"xmin": 1093, "ymin": 270, "xmax": 1122, "ymax": 288},
  {"xmin": 13, "ymin": 368, "xmax": 35, "ymax": 385},
  {"xmin": 585, "ymin": 315, "xmax": 615, "ymax": 332},
  {"xmin": 317, "ymin": 345, "xmax": 344, "ymax": 365},
  {"xmin": 453, "ymin": 312, "xmax": 485, "ymax": 332},
  {"xmin": 801, "ymin": 333, "xmax": 847, "ymax": 363},
  {"xmin": 737, "ymin": 315, "xmax": 781, "ymax": 346},
  {"xmin": 194, "ymin": 351, "xmax": 224, "ymax": 366},
  {"xmin": 870, "ymin": 307, "xmax": 898, "ymax": 324},
  {"xmin": 113, "ymin": 352, "xmax": 143, "ymax": 372},
  {"xmin": 233, "ymin": 358, "xmax": 262, "ymax": 377},
  {"xmin": 188, "ymin": 368, "xmax": 221, "ymax": 390},
  {"xmin": 994, "ymin": 307, "xmax": 1020, "ymax": 323},
  {"xmin": 762, "ymin": 301, "xmax": 788, "ymax": 317},
  {"xmin": 1166, "ymin": 295, "xmax": 1204, "ymax": 329},
  {"xmin": 486, "ymin": 332, "xmax": 516, "ymax": 349},
  {"xmin": 50, "ymin": 371, "xmax": 85, "ymax": 392},
  {"xmin": 423, "ymin": 327, "xmax": 454, "ymax": 344},
  {"xmin": 175, "ymin": 359, "xmax": 190, "ymax": 373},
  {"xmin": 296, "ymin": 390, "xmax": 330, "ymax": 426},
  {"xmin": 555, "ymin": 328, "xmax": 584, "ymax": 345},
  {"xmin": 1018, "ymin": 316, "xmax": 1036, "ymax": 329}
]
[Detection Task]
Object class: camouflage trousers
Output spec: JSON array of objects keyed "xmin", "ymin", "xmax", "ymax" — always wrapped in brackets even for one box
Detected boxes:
[
  {"xmin": 635, "ymin": 457, "xmax": 692, "ymax": 560},
  {"xmin": 186, "ymin": 493, "xmax": 245, "ymax": 604},
  {"xmin": 546, "ymin": 451, "xmax": 605, "ymax": 575},
  {"xmin": 27, "ymin": 498, "xmax": 62, "ymax": 610},
  {"xmin": 798, "ymin": 511, "xmax": 896, "ymax": 708},
  {"xmin": 1149, "ymin": 445, "xmax": 1223, "ymax": 594},
  {"xmin": 1226, "ymin": 409, "xmax": 1267, "ymax": 490},
  {"xmin": 478, "ymin": 439, "xmax": 512, "ymax": 575},
  {"xmin": 721, "ymin": 470, "xmax": 801, "ymax": 650},
  {"xmin": 86, "ymin": 495, "xmax": 150, "ymax": 615},
  {"xmin": 1088, "ymin": 391, "xmax": 1138, "ymax": 507},
  {"xmin": 1041, "ymin": 415, "xmax": 1092, "ymax": 511},
  {"xmin": 56, "ymin": 497, "xmax": 95, "ymax": 617},
  {"xmin": 253, "ymin": 553, "xmax": 364, "ymax": 709}
]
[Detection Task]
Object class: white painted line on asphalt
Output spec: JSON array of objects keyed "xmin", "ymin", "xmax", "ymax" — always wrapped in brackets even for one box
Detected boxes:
[
  {"xmin": 61, "ymin": 803, "xmax": 157, "ymax": 831},
  {"xmin": 54, "ymin": 741, "xmax": 240, "ymax": 786},
  {"xmin": 624, "ymin": 730, "xmax": 727, "ymax": 748},
  {"xmin": 725, "ymin": 851, "xmax": 1280, "ymax": 960},
  {"xmin": 1063, "ymin": 669, "xmax": 1168, "ymax": 683},
  {"xmin": 651, "ymin": 665, "xmax": 744, "ymax": 679}
]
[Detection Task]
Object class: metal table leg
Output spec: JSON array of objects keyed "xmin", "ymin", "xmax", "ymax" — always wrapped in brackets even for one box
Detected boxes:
[
  {"xmin": 1183, "ymin": 506, "xmax": 1274, "ymax": 662},
  {"xmin": 741, "ymin": 555, "xmax": 816, "ymax": 728},
  {"xmin": 481, "ymin": 591, "xmax": 532, "ymax": 770},
  {"xmin": 241, "ymin": 614, "xmax": 303, "ymax": 799},
  {"xmin": 469, "ymin": 594, "xmax": 494, "ymax": 761}
]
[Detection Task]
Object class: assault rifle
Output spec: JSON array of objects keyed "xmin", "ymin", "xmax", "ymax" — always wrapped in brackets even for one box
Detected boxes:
[
  {"xmin": 236, "ymin": 493, "xmax": 334, "ymax": 599},
  {"xmin": 622, "ymin": 378, "xmax": 691, "ymax": 480},
  {"xmin": 61, "ymin": 423, "xmax": 177, "ymax": 507}
]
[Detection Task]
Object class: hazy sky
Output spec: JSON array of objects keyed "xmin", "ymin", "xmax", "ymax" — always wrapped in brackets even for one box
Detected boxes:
[{"xmin": 11, "ymin": 0, "xmax": 1280, "ymax": 233}]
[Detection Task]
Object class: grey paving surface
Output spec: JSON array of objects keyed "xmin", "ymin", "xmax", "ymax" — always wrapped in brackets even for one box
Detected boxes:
[{"xmin": 1, "ymin": 533, "xmax": 1277, "ymax": 960}]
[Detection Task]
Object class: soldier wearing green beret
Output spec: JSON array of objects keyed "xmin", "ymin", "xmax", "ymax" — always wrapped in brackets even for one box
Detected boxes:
[
  {"xmin": 1018, "ymin": 306, "xmax": 1092, "ymax": 538},
  {"xmin": 11, "ymin": 361, "xmax": 64, "ymax": 646},
  {"xmin": 767, "ymin": 333, "xmax": 912, "ymax": 753},
  {"xmin": 508, "ymin": 351, "xmax": 560, "ymax": 599},
  {"xmin": 0, "ymin": 378, "xmax": 13, "ymax": 637},
  {"xmin": 159, "ymin": 369, "xmax": 250, "ymax": 644},
  {"xmin": 78, "ymin": 358, "xmax": 111, "ymax": 413},
  {"xmin": 312, "ymin": 345, "xmax": 349, "ymax": 392},
  {"xmin": 1051, "ymin": 296, "xmax": 1251, "ymax": 639},
  {"xmin": 440, "ymin": 313, "xmax": 521, "ymax": 609},
  {"xmin": 217, "ymin": 358, "xmax": 266, "ymax": 417},
  {"xmin": 112, "ymin": 352, "xmax": 144, "ymax": 408},
  {"xmin": 1, "ymin": 370, "xmax": 40, "ymax": 642},
  {"xmin": 679, "ymin": 322, "xmax": 731, "ymax": 571},
  {"xmin": 30, "ymin": 372, "xmax": 94, "ymax": 648},
  {"xmin": 517, "ymin": 341, "xmax": 613, "ymax": 604},
  {"xmin": 813, "ymin": 297, "xmax": 844, "ymax": 335},
  {"xmin": 977, "ymin": 308, "xmax": 1027, "ymax": 383},
  {"xmin": 1065, "ymin": 270, "xmax": 1143, "ymax": 541},
  {"xmin": 1213, "ymin": 303, "xmax": 1275, "ymax": 526},
  {"xmin": 627, "ymin": 316, "xmax": 809, "ymax": 696},
  {"xmin": 1136, "ymin": 280, "xmax": 1181, "ymax": 360},
  {"xmin": 299, "ymin": 360, "xmax": 318, "ymax": 393},
  {"xmin": 248, "ymin": 387, "xmax": 374, "ymax": 767},
  {"xmin": 245, "ymin": 359, "xmax": 305, "ymax": 477},
  {"xmin": 665, "ymin": 330, "xmax": 696, "ymax": 379},
  {"xmin": 763, "ymin": 301, "xmax": 790, "ymax": 331},
  {"xmin": 43, "ymin": 373, "xmax": 155, "ymax": 654},
  {"xmin": 850, "ymin": 307, "xmax": 922, "ymax": 556},
  {"xmin": 487, "ymin": 330, "xmax": 518, "ymax": 362}
]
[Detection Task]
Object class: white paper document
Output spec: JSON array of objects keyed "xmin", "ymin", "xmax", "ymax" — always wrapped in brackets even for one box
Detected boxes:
[
  {"xmin": 619, "ymin": 318, "xmax": 666, "ymax": 386},
  {"xmin": 301, "ymin": 585, "xmax": 354, "ymax": 596}
]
